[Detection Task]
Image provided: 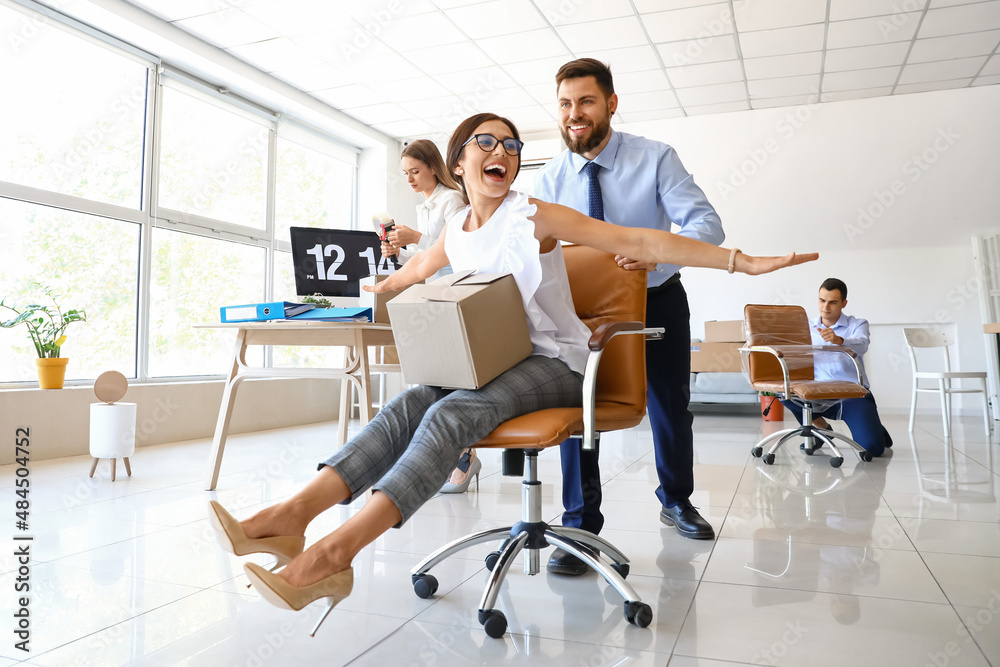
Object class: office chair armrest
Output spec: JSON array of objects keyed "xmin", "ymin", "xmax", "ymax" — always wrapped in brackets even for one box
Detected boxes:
[
  {"xmin": 582, "ymin": 323, "xmax": 666, "ymax": 451},
  {"xmin": 740, "ymin": 345, "xmax": 794, "ymax": 396},
  {"xmin": 588, "ymin": 321, "xmax": 663, "ymax": 350},
  {"xmin": 739, "ymin": 343, "xmax": 865, "ymax": 390},
  {"xmin": 812, "ymin": 344, "xmax": 864, "ymax": 385}
]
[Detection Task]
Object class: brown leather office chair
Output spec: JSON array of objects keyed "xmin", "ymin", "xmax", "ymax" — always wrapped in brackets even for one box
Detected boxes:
[
  {"xmin": 409, "ymin": 245, "xmax": 661, "ymax": 638},
  {"xmin": 742, "ymin": 304, "xmax": 872, "ymax": 468}
]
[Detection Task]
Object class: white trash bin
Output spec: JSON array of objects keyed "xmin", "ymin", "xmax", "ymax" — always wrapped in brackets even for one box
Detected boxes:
[{"xmin": 89, "ymin": 402, "xmax": 136, "ymax": 481}]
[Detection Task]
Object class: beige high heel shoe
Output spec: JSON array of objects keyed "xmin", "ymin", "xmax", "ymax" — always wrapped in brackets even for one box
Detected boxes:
[
  {"xmin": 208, "ymin": 500, "xmax": 305, "ymax": 569},
  {"xmin": 244, "ymin": 562, "xmax": 354, "ymax": 636}
]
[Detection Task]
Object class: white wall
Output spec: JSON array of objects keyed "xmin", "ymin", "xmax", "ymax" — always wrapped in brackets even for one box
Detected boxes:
[
  {"xmin": 0, "ymin": 378, "xmax": 342, "ymax": 464},
  {"xmin": 611, "ymin": 85, "xmax": 1000, "ymax": 416}
]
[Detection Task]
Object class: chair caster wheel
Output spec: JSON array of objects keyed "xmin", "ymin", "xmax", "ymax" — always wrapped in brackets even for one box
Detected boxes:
[
  {"xmin": 485, "ymin": 551, "xmax": 501, "ymax": 571},
  {"xmin": 830, "ymin": 457, "xmax": 844, "ymax": 468},
  {"xmin": 751, "ymin": 446, "xmax": 763, "ymax": 458},
  {"xmin": 412, "ymin": 573, "xmax": 438, "ymax": 599},
  {"xmin": 803, "ymin": 446, "xmax": 817, "ymax": 456},
  {"xmin": 611, "ymin": 562, "xmax": 630, "ymax": 579},
  {"xmin": 859, "ymin": 451, "xmax": 873, "ymax": 462},
  {"xmin": 479, "ymin": 609, "xmax": 507, "ymax": 638},
  {"xmin": 624, "ymin": 601, "xmax": 653, "ymax": 628},
  {"xmin": 762, "ymin": 453, "xmax": 775, "ymax": 465}
]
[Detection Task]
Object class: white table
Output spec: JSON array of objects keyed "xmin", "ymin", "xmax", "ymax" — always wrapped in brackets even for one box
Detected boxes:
[{"xmin": 196, "ymin": 321, "xmax": 398, "ymax": 490}]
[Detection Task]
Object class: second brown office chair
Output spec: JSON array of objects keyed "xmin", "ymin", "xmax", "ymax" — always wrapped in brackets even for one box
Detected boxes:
[
  {"xmin": 742, "ymin": 304, "xmax": 872, "ymax": 468},
  {"xmin": 409, "ymin": 245, "xmax": 661, "ymax": 638}
]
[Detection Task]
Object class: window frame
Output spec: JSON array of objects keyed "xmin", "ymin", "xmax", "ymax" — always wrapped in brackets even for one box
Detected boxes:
[{"xmin": 0, "ymin": 0, "xmax": 362, "ymax": 388}]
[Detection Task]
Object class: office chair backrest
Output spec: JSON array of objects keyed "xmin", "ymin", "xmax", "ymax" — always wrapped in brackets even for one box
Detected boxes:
[
  {"xmin": 902, "ymin": 327, "xmax": 954, "ymax": 373},
  {"xmin": 743, "ymin": 305, "xmax": 814, "ymax": 385},
  {"xmin": 563, "ymin": 245, "xmax": 647, "ymax": 417}
]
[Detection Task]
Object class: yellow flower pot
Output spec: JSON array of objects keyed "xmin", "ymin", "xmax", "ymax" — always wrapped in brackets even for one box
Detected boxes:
[{"xmin": 36, "ymin": 358, "xmax": 69, "ymax": 389}]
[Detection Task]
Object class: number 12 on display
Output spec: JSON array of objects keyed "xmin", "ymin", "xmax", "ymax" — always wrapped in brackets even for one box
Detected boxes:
[{"xmin": 305, "ymin": 244, "xmax": 395, "ymax": 281}]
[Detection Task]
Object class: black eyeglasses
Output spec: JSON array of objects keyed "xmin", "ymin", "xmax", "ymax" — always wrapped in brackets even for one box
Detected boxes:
[{"xmin": 462, "ymin": 133, "xmax": 524, "ymax": 156}]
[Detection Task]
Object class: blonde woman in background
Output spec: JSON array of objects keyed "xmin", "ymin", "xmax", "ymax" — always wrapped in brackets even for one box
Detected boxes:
[
  {"xmin": 382, "ymin": 139, "xmax": 480, "ymax": 494},
  {"xmin": 384, "ymin": 139, "xmax": 465, "ymax": 280}
]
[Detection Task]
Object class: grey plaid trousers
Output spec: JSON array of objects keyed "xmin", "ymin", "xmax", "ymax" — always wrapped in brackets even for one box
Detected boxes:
[{"xmin": 320, "ymin": 355, "xmax": 583, "ymax": 525}]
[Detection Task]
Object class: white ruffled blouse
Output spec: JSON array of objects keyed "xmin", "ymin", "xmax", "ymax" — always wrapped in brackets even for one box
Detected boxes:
[{"xmin": 443, "ymin": 191, "xmax": 592, "ymax": 375}]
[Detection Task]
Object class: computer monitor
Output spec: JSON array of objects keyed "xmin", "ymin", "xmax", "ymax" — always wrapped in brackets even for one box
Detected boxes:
[{"xmin": 289, "ymin": 227, "xmax": 399, "ymax": 303}]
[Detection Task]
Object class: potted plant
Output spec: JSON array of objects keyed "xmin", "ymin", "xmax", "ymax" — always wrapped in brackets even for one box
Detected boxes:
[
  {"xmin": 1, "ymin": 283, "xmax": 87, "ymax": 389},
  {"xmin": 759, "ymin": 391, "xmax": 785, "ymax": 422}
]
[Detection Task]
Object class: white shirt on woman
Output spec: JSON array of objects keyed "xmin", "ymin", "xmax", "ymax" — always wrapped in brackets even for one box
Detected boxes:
[
  {"xmin": 398, "ymin": 183, "xmax": 465, "ymax": 280},
  {"xmin": 443, "ymin": 190, "xmax": 592, "ymax": 375}
]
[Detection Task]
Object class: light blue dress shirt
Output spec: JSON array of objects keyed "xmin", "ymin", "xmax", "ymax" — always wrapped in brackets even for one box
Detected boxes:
[
  {"xmin": 533, "ymin": 129, "xmax": 725, "ymax": 288},
  {"xmin": 811, "ymin": 314, "xmax": 871, "ymax": 388}
]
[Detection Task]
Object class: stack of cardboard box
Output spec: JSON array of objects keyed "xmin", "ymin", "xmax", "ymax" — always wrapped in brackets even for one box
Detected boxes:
[{"xmin": 690, "ymin": 320, "xmax": 746, "ymax": 373}]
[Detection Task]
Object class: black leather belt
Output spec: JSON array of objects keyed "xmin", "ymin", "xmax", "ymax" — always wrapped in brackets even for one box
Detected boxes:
[{"xmin": 648, "ymin": 272, "xmax": 681, "ymax": 294}]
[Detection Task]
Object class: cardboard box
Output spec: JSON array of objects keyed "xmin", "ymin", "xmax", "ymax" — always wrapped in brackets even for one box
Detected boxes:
[
  {"xmin": 358, "ymin": 275, "xmax": 404, "ymax": 324},
  {"xmin": 387, "ymin": 271, "xmax": 532, "ymax": 389},
  {"xmin": 704, "ymin": 319, "xmax": 746, "ymax": 343},
  {"xmin": 690, "ymin": 341, "xmax": 744, "ymax": 373}
]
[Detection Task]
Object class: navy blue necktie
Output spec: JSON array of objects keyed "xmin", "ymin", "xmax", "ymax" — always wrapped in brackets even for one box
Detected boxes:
[{"xmin": 584, "ymin": 161, "xmax": 604, "ymax": 221}]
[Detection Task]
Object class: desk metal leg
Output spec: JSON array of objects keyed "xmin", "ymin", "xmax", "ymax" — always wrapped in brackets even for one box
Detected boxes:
[
  {"xmin": 357, "ymin": 343, "xmax": 373, "ymax": 426},
  {"xmin": 205, "ymin": 330, "xmax": 248, "ymax": 490},
  {"xmin": 338, "ymin": 376, "xmax": 351, "ymax": 447}
]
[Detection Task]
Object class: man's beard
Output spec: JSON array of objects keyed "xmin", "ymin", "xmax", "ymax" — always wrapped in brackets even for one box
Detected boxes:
[{"xmin": 560, "ymin": 113, "xmax": 611, "ymax": 155}]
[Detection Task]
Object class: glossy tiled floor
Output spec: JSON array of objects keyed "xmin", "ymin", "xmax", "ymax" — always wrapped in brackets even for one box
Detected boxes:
[{"xmin": 2, "ymin": 410, "xmax": 998, "ymax": 666}]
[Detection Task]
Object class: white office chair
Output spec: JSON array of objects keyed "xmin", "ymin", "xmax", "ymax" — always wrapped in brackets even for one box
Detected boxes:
[{"xmin": 902, "ymin": 327, "xmax": 991, "ymax": 439}]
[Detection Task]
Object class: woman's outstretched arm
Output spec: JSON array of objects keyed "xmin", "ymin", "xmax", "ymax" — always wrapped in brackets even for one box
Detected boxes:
[{"xmin": 529, "ymin": 199, "xmax": 817, "ymax": 275}]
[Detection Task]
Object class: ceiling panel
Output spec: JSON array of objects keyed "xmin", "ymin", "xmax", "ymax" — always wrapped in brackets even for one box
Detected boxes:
[
  {"xmin": 826, "ymin": 13, "xmax": 923, "ymax": 49},
  {"xmin": 907, "ymin": 30, "xmax": 1000, "ymax": 62},
  {"xmin": 748, "ymin": 74, "xmax": 822, "ymax": 98},
  {"xmin": 898, "ymin": 55, "xmax": 990, "ymax": 83},
  {"xmin": 656, "ymin": 34, "xmax": 738, "ymax": 67},
  {"xmin": 733, "ymin": 0, "xmax": 828, "ymax": 32},
  {"xmin": 829, "ymin": 0, "xmax": 929, "ymax": 21},
  {"xmin": 739, "ymin": 24, "xmax": 827, "ymax": 58},
  {"xmin": 918, "ymin": 2, "xmax": 1000, "ymax": 37},
  {"xmin": 475, "ymin": 28, "xmax": 571, "ymax": 64},
  {"xmin": 173, "ymin": 10, "xmax": 279, "ymax": 48},
  {"xmin": 675, "ymin": 81, "xmax": 748, "ymax": 106},
  {"xmin": 556, "ymin": 16, "xmax": 649, "ymax": 51},
  {"xmin": 444, "ymin": 0, "xmax": 548, "ymax": 39},
  {"xmin": 102, "ymin": 0, "xmax": 993, "ymax": 142},
  {"xmin": 665, "ymin": 59, "xmax": 745, "ymax": 88},
  {"xmin": 743, "ymin": 52, "xmax": 824, "ymax": 79},
  {"xmin": 532, "ymin": 0, "xmax": 634, "ymax": 24},
  {"xmin": 378, "ymin": 12, "xmax": 469, "ymax": 50},
  {"xmin": 823, "ymin": 42, "xmax": 911, "ymax": 72},
  {"xmin": 640, "ymin": 4, "xmax": 733, "ymax": 44},
  {"xmin": 823, "ymin": 66, "xmax": 902, "ymax": 91}
]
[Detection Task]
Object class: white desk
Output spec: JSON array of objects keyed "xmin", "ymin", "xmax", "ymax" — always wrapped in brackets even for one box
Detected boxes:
[{"xmin": 197, "ymin": 321, "xmax": 398, "ymax": 490}]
